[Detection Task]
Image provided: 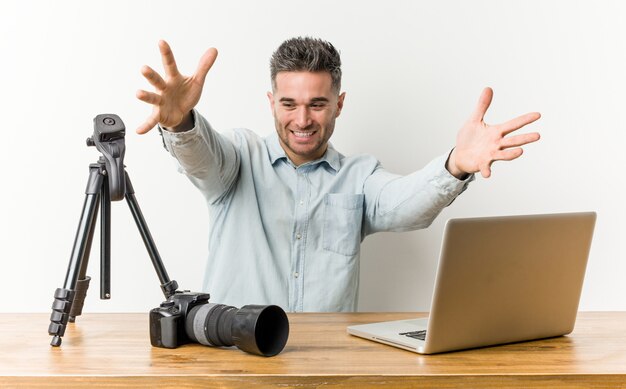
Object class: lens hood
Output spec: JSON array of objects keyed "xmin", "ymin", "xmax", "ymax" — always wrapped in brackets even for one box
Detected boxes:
[{"xmin": 232, "ymin": 305, "xmax": 289, "ymax": 357}]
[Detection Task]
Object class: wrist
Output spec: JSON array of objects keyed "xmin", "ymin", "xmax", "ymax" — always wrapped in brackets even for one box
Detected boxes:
[
  {"xmin": 446, "ymin": 149, "xmax": 470, "ymax": 180},
  {"xmin": 167, "ymin": 111, "xmax": 195, "ymax": 133}
]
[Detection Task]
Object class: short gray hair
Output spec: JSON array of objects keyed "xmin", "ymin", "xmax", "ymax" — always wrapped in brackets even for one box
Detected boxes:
[{"xmin": 270, "ymin": 37, "xmax": 342, "ymax": 93}]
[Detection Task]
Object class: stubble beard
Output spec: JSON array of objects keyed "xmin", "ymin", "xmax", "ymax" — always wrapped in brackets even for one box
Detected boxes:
[{"xmin": 275, "ymin": 118, "xmax": 335, "ymax": 164}]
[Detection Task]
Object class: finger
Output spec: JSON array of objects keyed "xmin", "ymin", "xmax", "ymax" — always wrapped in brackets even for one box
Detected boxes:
[
  {"xmin": 136, "ymin": 89, "xmax": 162, "ymax": 105},
  {"xmin": 480, "ymin": 164, "xmax": 492, "ymax": 179},
  {"xmin": 494, "ymin": 147, "xmax": 524, "ymax": 161},
  {"xmin": 136, "ymin": 115, "xmax": 159, "ymax": 134},
  {"xmin": 159, "ymin": 40, "xmax": 180, "ymax": 77},
  {"xmin": 469, "ymin": 87, "xmax": 493, "ymax": 123},
  {"xmin": 194, "ymin": 47, "xmax": 218, "ymax": 85},
  {"xmin": 500, "ymin": 132, "xmax": 541, "ymax": 149},
  {"xmin": 141, "ymin": 65, "xmax": 167, "ymax": 90},
  {"xmin": 500, "ymin": 112, "xmax": 541, "ymax": 135}
]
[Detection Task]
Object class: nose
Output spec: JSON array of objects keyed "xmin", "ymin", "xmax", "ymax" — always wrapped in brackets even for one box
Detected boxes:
[{"xmin": 294, "ymin": 106, "xmax": 312, "ymax": 129}]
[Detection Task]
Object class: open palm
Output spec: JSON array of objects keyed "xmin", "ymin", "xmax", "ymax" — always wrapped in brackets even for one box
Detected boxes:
[
  {"xmin": 136, "ymin": 40, "xmax": 218, "ymax": 134},
  {"xmin": 452, "ymin": 87, "xmax": 541, "ymax": 178}
]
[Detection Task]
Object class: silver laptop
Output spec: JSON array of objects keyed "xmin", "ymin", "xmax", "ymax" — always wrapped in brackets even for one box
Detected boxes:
[{"xmin": 348, "ymin": 212, "xmax": 596, "ymax": 354}]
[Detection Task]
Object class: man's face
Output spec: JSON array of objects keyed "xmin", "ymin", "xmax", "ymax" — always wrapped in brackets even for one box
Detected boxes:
[{"xmin": 268, "ymin": 71, "xmax": 345, "ymax": 166}]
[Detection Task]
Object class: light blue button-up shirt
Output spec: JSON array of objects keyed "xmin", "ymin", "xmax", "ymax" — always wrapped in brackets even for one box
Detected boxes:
[{"xmin": 160, "ymin": 110, "xmax": 473, "ymax": 312}]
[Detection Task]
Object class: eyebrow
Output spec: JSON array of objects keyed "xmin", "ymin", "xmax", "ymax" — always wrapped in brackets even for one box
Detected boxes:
[{"xmin": 278, "ymin": 97, "xmax": 330, "ymax": 103}]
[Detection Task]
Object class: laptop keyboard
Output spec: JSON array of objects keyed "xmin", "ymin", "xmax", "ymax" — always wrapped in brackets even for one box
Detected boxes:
[{"xmin": 399, "ymin": 330, "xmax": 427, "ymax": 341}]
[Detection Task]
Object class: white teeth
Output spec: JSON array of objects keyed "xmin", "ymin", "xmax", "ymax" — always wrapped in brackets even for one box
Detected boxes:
[{"xmin": 293, "ymin": 131, "xmax": 314, "ymax": 138}]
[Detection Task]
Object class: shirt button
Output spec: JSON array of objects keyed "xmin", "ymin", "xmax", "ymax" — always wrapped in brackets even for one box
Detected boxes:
[
  {"xmin": 296, "ymin": 233, "xmax": 302, "ymax": 240},
  {"xmin": 294, "ymin": 272, "xmax": 299, "ymax": 278},
  {"xmin": 299, "ymin": 200, "xmax": 304, "ymax": 205}
]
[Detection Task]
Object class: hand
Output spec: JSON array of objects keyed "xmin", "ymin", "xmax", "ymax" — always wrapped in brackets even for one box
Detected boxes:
[
  {"xmin": 448, "ymin": 87, "xmax": 541, "ymax": 179},
  {"xmin": 136, "ymin": 40, "xmax": 218, "ymax": 134}
]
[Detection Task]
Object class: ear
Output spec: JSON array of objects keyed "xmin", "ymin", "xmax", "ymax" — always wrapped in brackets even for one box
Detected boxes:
[
  {"xmin": 267, "ymin": 91, "xmax": 275, "ymax": 116},
  {"xmin": 335, "ymin": 92, "xmax": 346, "ymax": 118}
]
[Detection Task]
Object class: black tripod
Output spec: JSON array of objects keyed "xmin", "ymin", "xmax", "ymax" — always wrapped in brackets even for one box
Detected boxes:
[{"xmin": 48, "ymin": 114, "xmax": 178, "ymax": 346}]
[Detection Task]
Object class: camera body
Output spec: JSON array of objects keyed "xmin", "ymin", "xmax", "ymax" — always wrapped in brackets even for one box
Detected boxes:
[{"xmin": 149, "ymin": 291, "xmax": 210, "ymax": 349}]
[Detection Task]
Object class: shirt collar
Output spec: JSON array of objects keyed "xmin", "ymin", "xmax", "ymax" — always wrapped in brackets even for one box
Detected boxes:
[{"xmin": 266, "ymin": 132, "xmax": 341, "ymax": 172}]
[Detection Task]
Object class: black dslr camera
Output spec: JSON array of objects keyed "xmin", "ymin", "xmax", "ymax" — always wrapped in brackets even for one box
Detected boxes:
[{"xmin": 150, "ymin": 291, "xmax": 289, "ymax": 357}]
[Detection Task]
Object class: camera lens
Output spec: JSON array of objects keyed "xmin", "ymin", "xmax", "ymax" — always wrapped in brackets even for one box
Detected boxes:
[{"xmin": 185, "ymin": 303, "xmax": 289, "ymax": 356}]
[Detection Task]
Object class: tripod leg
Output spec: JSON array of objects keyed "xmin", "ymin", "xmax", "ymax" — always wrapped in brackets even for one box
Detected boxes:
[
  {"xmin": 71, "ymin": 165, "xmax": 105, "ymax": 321},
  {"xmin": 124, "ymin": 171, "xmax": 178, "ymax": 298},
  {"xmin": 100, "ymin": 175, "xmax": 111, "ymax": 299},
  {"xmin": 68, "ymin": 200, "xmax": 97, "ymax": 322},
  {"xmin": 49, "ymin": 165, "xmax": 104, "ymax": 346}
]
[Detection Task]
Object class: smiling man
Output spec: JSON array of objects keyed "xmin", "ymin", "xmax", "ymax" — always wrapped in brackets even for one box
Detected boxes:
[
  {"xmin": 269, "ymin": 69, "xmax": 345, "ymax": 166},
  {"xmin": 136, "ymin": 37, "xmax": 540, "ymax": 312}
]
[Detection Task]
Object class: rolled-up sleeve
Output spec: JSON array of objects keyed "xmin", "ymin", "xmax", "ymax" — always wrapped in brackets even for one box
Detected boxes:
[
  {"xmin": 160, "ymin": 110, "xmax": 240, "ymax": 204},
  {"xmin": 362, "ymin": 151, "xmax": 473, "ymax": 235}
]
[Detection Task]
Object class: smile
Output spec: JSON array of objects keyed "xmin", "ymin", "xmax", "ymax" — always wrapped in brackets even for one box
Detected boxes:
[{"xmin": 291, "ymin": 130, "xmax": 317, "ymax": 138}]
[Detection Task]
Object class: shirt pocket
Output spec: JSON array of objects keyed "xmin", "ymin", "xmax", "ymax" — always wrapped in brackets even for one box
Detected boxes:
[{"xmin": 322, "ymin": 193, "xmax": 365, "ymax": 256}]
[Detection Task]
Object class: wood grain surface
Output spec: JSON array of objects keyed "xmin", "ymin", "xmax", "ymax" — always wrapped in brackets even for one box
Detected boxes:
[{"xmin": 1, "ymin": 312, "xmax": 625, "ymax": 387}]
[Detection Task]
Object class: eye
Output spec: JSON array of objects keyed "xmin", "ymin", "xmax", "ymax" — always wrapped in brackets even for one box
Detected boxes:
[
  {"xmin": 310, "ymin": 103, "xmax": 327, "ymax": 110},
  {"xmin": 281, "ymin": 102, "xmax": 295, "ymax": 110}
]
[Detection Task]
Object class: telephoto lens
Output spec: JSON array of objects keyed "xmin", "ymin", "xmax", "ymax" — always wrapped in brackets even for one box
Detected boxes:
[{"xmin": 185, "ymin": 303, "xmax": 289, "ymax": 356}]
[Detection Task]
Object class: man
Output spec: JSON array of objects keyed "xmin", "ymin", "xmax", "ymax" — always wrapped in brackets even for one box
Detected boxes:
[{"xmin": 136, "ymin": 37, "xmax": 540, "ymax": 312}]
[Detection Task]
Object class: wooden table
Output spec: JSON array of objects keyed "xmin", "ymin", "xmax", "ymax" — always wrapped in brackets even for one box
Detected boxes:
[{"xmin": 1, "ymin": 312, "xmax": 625, "ymax": 387}]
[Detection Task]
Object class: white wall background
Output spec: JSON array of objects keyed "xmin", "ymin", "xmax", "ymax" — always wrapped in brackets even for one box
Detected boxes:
[{"xmin": 1, "ymin": 0, "xmax": 624, "ymax": 313}]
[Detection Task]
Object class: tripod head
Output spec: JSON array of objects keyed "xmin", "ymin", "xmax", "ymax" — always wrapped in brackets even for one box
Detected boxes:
[{"xmin": 87, "ymin": 114, "xmax": 126, "ymax": 201}]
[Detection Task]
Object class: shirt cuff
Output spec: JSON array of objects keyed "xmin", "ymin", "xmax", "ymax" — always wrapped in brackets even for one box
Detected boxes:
[
  {"xmin": 158, "ymin": 110, "xmax": 200, "ymax": 152},
  {"xmin": 428, "ymin": 151, "xmax": 475, "ymax": 194}
]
